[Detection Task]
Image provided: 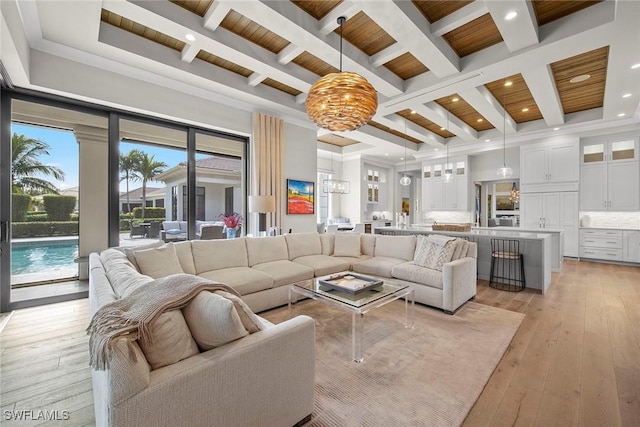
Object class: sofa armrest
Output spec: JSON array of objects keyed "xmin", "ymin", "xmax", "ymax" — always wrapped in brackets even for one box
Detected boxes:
[
  {"xmin": 105, "ymin": 315, "xmax": 316, "ymax": 427},
  {"xmin": 442, "ymin": 257, "xmax": 477, "ymax": 313}
]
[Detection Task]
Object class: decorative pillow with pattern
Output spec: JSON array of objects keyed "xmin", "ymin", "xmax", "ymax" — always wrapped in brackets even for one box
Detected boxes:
[{"xmin": 413, "ymin": 235, "xmax": 456, "ymax": 271}]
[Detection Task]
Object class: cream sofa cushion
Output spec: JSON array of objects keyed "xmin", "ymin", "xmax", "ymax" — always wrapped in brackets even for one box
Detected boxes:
[
  {"xmin": 214, "ymin": 290, "xmax": 266, "ymax": 334},
  {"xmin": 334, "ymin": 233, "xmax": 361, "ymax": 257},
  {"xmin": 293, "ymin": 255, "xmax": 350, "ymax": 276},
  {"xmin": 320, "ymin": 234, "xmax": 334, "ymax": 255},
  {"xmin": 134, "ymin": 244, "xmax": 184, "ymax": 279},
  {"xmin": 246, "ymin": 236, "xmax": 289, "ymax": 267},
  {"xmin": 375, "ymin": 235, "xmax": 416, "ymax": 261},
  {"xmin": 251, "ymin": 260, "xmax": 314, "ymax": 287},
  {"xmin": 173, "ymin": 241, "xmax": 196, "ymax": 275},
  {"xmin": 182, "ymin": 292, "xmax": 248, "ymax": 351},
  {"xmin": 392, "ymin": 262, "xmax": 444, "ymax": 290},
  {"xmin": 138, "ymin": 310, "xmax": 199, "ymax": 370},
  {"xmin": 352, "ymin": 256, "xmax": 406, "ymax": 278},
  {"xmin": 100, "ymin": 249, "xmax": 154, "ymax": 298},
  {"xmin": 123, "ymin": 241, "xmax": 163, "ymax": 271},
  {"xmin": 191, "ymin": 238, "xmax": 248, "ymax": 273},
  {"xmin": 198, "ymin": 267, "xmax": 273, "ymax": 295},
  {"xmin": 361, "ymin": 233, "xmax": 376, "ymax": 256},
  {"xmin": 285, "ymin": 232, "xmax": 321, "ymax": 260}
]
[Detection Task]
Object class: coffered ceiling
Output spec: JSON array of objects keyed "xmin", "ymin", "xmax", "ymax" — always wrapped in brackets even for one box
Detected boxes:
[{"xmin": 3, "ymin": 0, "xmax": 640, "ymax": 164}]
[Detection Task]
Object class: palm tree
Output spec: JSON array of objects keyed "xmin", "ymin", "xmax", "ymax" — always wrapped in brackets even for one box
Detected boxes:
[
  {"xmin": 119, "ymin": 149, "xmax": 143, "ymax": 214},
  {"xmin": 11, "ymin": 133, "xmax": 65, "ymax": 194},
  {"xmin": 132, "ymin": 153, "xmax": 167, "ymax": 220}
]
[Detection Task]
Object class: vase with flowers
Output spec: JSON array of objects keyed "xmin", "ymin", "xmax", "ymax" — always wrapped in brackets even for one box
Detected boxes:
[{"xmin": 219, "ymin": 212, "xmax": 242, "ymax": 239}]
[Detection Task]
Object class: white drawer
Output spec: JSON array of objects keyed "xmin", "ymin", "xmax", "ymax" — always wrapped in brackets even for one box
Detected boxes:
[
  {"xmin": 579, "ymin": 235, "xmax": 623, "ymax": 249},
  {"xmin": 580, "ymin": 247, "xmax": 623, "ymax": 261},
  {"xmin": 580, "ymin": 229, "xmax": 622, "ymax": 238}
]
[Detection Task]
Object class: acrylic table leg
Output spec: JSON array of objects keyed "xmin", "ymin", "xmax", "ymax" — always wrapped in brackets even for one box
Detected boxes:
[
  {"xmin": 405, "ymin": 290, "xmax": 415, "ymax": 328},
  {"xmin": 352, "ymin": 311, "xmax": 364, "ymax": 363},
  {"xmin": 288, "ymin": 287, "xmax": 296, "ymax": 311}
]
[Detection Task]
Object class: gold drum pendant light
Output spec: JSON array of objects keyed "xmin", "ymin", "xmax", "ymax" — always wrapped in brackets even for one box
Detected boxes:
[{"xmin": 306, "ymin": 17, "xmax": 378, "ymax": 132}]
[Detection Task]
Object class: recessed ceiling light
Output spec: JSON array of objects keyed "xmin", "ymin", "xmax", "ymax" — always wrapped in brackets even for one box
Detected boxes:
[
  {"xmin": 435, "ymin": 148, "xmax": 439, "ymax": 151},
  {"xmin": 185, "ymin": 33, "xmax": 196, "ymax": 42},
  {"xmin": 485, "ymin": 139, "xmax": 490, "ymax": 142},
  {"xmin": 553, "ymin": 127, "xmax": 560, "ymax": 131},
  {"xmin": 631, "ymin": 63, "xmax": 640, "ymax": 69},
  {"xmin": 477, "ymin": 118, "xmax": 483, "ymax": 122},
  {"xmin": 452, "ymin": 97, "xmax": 459, "ymax": 102},
  {"xmin": 400, "ymin": 157, "xmax": 404, "ymax": 161},
  {"xmin": 522, "ymin": 108, "xmax": 529, "ymax": 112},
  {"xmin": 440, "ymin": 127, "xmax": 445, "ymax": 131},
  {"xmin": 505, "ymin": 11, "xmax": 518, "ymax": 20},
  {"xmin": 569, "ymin": 74, "xmax": 590, "ymax": 83},
  {"xmin": 504, "ymin": 81, "xmax": 513, "ymax": 87},
  {"xmin": 618, "ymin": 113, "xmax": 626, "ymax": 117},
  {"xmin": 384, "ymin": 153, "xmax": 389, "ymax": 156},
  {"xmin": 410, "ymin": 110, "xmax": 417, "ymax": 114},
  {"xmin": 622, "ymin": 93, "xmax": 632, "ymax": 98}
]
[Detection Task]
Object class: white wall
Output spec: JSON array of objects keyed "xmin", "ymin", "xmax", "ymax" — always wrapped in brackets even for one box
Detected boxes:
[
  {"xmin": 282, "ymin": 122, "xmax": 318, "ymax": 233},
  {"xmin": 470, "ymin": 147, "xmax": 520, "ymax": 182}
]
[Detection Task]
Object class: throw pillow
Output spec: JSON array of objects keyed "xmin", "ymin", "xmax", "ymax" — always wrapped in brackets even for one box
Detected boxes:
[
  {"xmin": 413, "ymin": 235, "xmax": 456, "ymax": 271},
  {"xmin": 134, "ymin": 244, "xmax": 185, "ymax": 279},
  {"xmin": 123, "ymin": 240, "xmax": 164, "ymax": 271},
  {"xmin": 333, "ymin": 233, "xmax": 361, "ymax": 257},
  {"xmin": 182, "ymin": 291, "xmax": 249, "ymax": 351},
  {"xmin": 138, "ymin": 310, "xmax": 199, "ymax": 370}
]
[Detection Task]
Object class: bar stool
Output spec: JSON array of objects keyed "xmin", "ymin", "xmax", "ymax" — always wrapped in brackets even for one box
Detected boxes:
[{"xmin": 489, "ymin": 238, "xmax": 525, "ymax": 292}]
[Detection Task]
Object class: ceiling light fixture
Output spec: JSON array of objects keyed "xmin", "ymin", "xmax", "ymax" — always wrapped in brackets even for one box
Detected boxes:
[
  {"xmin": 509, "ymin": 182, "xmax": 520, "ymax": 203},
  {"xmin": 504, "ymin": 81, "xmax": 513, "ymax": 87},
  {"xmin": 505, "ymin": 11, "xmax": 518, "ymax": 20},
  {"xmin": 185, "ymin": 33, "xmax": 196, "ymax": 42},
  {"xmin": 410, "ymin": 110, "xmax": 417, "ymax": 114},
  {"xmin": 485, "ymin": 139, "xmax": 490, "ymax": 142},
  {"xmin": 623, "ymin": 93, "xmax": 632, "ymax": 98},
  {"xmin": 618, "ymin": 113, "xmax": 626, "ymax": 117},
  {"xmin": 569, "ymin": 74, "xmax": 590, "ymax": 83},
  {"xmin": 477, "ymin": 118, "xmax": 483, "ymax": 122},
  {"xmin": 497, "ymin": 84, "xmax": 513, "ymax": 179},
  {"xmin": 323, "ymin": 140, "xmax": 350, "ymax": 194},
  {"xmin": 443, "ymin": 108, "xmax": 454, "ymax": 183},
  {"xmin": 452, "ymin": 97, "xmax": 459, "ymax": 102},
  {"xmin": 306, "ymin": 17, "xmax": 378, "ymax": 132},
  {"xmin": 553, "ymin": 127, "xmax": 560, "ymax": 131},
  {"xmin": 400, "ymin": 118, "xmax": 412, "ymax": 186},
  {"xmin": 522, "ymin": 107, "xmax": 529, "ymax": 112},
  {"xmin": 631, "ymin": 63, "xmax": 640, "ymax": 69}
]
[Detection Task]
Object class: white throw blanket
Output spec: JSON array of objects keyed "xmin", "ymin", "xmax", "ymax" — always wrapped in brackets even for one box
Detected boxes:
[{"xmin": 87, "ymin": 274, "xmax": 244, "ymax": 370}]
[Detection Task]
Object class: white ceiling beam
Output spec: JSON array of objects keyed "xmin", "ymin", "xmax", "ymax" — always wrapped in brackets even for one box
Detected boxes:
[
  {"xmin": 370, "ymin": 43, "xmax": 407, "ymax": 68},
  {"xmin": 223, "ymin": 0, "xmax": 404, "ymax": 97},
  {"xmin": 521, "ymin": 66, "xmax": 565, "ymax": 127},
  {"xmin": 247, "ymin": 72, "xmax": 266, "ymax": 87},
  {"xmin": 457, "ymin": 86, "xmax": 517, "ymax": 133},
  {"xmin": 356, "ymin": 0, "xmax": 460, "ymax": 78},
  {"xmin": 318, "ymin": 2, "xmax": 360, "ymax": 35},
  {"xmin": 431, "ymin": 1, "xmax": 488, "ymax": 37},
  {"xmin": 277, "ymin": 44, "xmax": 304, "ymax": 65},
  {"xmin": 202, "ymin": 2, "xmax": 231, "ymax": 31},
  {"xmin": 414, "ymin": 103, "xmax": 479, "ymax": 143},
  {"xmin": 295, "ymin": 93, "xmax": 306, "ymax": 104},
  {"xmin": 180, "ymin": 43, "xmax": 199, "ymax": 63},
  {"xmin": 485, "ymin": 0, "xmax": 539, "ymax": 52}
]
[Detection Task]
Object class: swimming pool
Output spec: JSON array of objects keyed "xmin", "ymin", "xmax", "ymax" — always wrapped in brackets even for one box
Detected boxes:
[{"xmin": 11, "ymin": 239, "xmax": 78, "ymax": 275}]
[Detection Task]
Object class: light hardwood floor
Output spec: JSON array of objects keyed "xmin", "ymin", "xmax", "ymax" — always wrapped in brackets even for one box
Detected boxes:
[{"xmin": 1, "ymin": 259, "xmax": 638, "ymax": 426}]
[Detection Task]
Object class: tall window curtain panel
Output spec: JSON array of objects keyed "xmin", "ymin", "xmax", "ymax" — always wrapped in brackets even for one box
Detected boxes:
[{"xmin": 252, "ymin": 113, "xmax": 284, "ymax": 231}]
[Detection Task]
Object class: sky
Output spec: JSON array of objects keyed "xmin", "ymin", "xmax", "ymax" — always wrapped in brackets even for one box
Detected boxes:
[{"xmin": 12, "ymin": 123, "xmax": 194, "ymax": 192}]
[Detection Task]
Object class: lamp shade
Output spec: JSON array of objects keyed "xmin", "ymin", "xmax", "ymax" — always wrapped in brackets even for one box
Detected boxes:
[{"xmin": 248, "ymin": 195, "xmax": 275, "ymax": 213}]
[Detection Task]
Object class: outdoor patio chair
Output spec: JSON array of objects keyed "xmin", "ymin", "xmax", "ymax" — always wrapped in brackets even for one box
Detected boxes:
[
  {"xmin": 129, "ymin": 222, "xmax": 147, "ymax": 239},
  {"xmin": 199, "ymin": 225, "xmax": 225, "ymax": 240},
  {"xmin": 146, "ymin": 221, "xmax": 161, "ymax": 238}
]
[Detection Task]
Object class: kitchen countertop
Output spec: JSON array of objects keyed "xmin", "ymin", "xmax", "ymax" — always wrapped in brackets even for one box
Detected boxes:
[
  {"xmin": 379, "ymin": 226, "xmax": 554, "ymax": 241},
  {"xmin": 473, "ymin": 226, "xmax": 565, "ymax": 233},
  {"xmin": 579, "ymin": 226, "xmax": 640, "ymax": 231}
]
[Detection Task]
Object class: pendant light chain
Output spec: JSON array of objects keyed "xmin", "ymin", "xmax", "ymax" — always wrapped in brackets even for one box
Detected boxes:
[{"xmin": 339, "ymin": 17, "xmax": 343, "ymax": 72}]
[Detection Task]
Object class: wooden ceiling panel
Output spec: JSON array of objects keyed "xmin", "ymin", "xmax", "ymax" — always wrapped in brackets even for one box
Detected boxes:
[
  {"xmin": 261, "ymin": 78, "xmax": 302, "ymax": 96},
  {"xmin": 485, "ymin": 74, "xmax": 543, "ymax": 124},
  {"xmin": 442, "ymin": 13, "xmax": 503, "ymax": 57},
  {"xmin": 368, "ymin": 121, "xmax": 423, "ymax": 144},
  {"xmin": 101, "ymin": 10, "xmax": 186, "ymax": 52},
  {"xmin": 291, "ymin": 0, "xmax": 343, "ymax": 20},
  {"xmin": 292, "ymin": 51, "xmax": 339, "ymax": 77},
  {"xmin": 412, "ymin": 0, "xmax": 474, "ymax": 23},
  {"xmin": 338, "ymin": 11, "xmax": 396, "ymax": 57},
  {"xmin": 435, "ymin": 94, "xmax": 494, "ymax": 132},
  {"xmin": 220, "ymin": 10, "xmax": 290, "ymax": 54},
  {"xmin": 533, "ymin": 0, "xmax": 603, "ymax": 26},
  {"xmin": 196, "ymin": 50, "xmax": 253, "ymax": 77},
  {"xmin": 170, "ymin": 0, "xmax": 213, "ymax": 17},
  {"xmin": 384, "ymin": 52, "xmax": 429, "ymax": 80},
  {"xmin": 551, "ymin": 46, "xmax": 609, "ymax": 114},
  {"xmin": 318, "ymin": 134, "xmax": 360, "ymax": 147},
  {"xmin": 397, "ymin": 109, "xmax": 454, "ymax": 138}
]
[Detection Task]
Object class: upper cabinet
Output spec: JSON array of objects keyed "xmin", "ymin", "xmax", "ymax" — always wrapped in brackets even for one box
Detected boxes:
[
  {"xmin": 520, "ymin": 140, "xmax": 579, "ymax": 192},
  {"xmin": 580, "ymin": 139, "xmax": 639, "ymax": 211},
  {"xmin": 422, "ymin": 157, "xmax": 469, "ymax": 211}
]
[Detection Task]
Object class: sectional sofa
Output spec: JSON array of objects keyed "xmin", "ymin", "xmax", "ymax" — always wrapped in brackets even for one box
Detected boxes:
[{"xmin": 88, "ymin": 232, "xmax": 477, "ymax": 426}]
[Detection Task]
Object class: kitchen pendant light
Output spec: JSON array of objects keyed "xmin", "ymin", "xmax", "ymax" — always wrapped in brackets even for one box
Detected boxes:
[
  {"xmin": 305, "ymin": 17, "xmax": 378, "ymax": 131},
  {"xmin": 400, "ymin": 118, "xmax": 411, "ymax": 186},
  {"xmin": 323, "ymin": 139, "xmax": 350, "ymax": 194},
  {"xmin": 497, "ymin": 88, "xmax": 513, "ymax": 178},
  {"xmin": 509, "ymin": 182, "xmax": 520, "ymax": 203},
  {"xmin": 443, "ymin": 109, "xmax": 454, "ymax": 182}
]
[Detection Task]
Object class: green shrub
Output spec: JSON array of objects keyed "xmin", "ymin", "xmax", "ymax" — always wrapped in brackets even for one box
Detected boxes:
[
  {"xmin": 12, "ymin": 222, "xmax": 79, "ymax": 238},
  {"xmin": 12, "ymin": 194, "xmax": 31, "ymax": 222},
  {"xmin": 43, "ymin": 195, "xmax": 77, "ymax": 221},
  {"xmin": 132, "ymin": 207, "xmax": 165, "ymax": 219},
  {"xmin": 24, "ymin": 211, "xmax": 50, "ymax": 222}
]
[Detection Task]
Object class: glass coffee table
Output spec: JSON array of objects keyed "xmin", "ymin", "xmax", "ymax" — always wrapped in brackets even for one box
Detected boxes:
[{"xmin": 289, "ymin": 273, "xmax": 414, "ymax": 363}]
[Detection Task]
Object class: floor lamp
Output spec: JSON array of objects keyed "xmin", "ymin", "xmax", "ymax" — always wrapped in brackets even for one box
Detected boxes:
[{"xmin": 248, "ymin": 195, "xmax": 275, "ymax": 236}]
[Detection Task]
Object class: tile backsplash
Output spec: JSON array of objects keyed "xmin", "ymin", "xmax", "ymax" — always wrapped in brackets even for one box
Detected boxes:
[
  {"xmin": 580, "ymin": 211, "xmax": 640, "ymax": 229},
  {"xmin": 421, "ymin": 211, "xmax": 473, "ymax": 224}
]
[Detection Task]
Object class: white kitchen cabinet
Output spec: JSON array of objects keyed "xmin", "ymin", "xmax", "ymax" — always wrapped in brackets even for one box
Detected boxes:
[
  {"xmin": 579, "ymin": 139, "xmax": 639, "ymax": 211},
  {"xmin": 422, "ymin": 157, "xmax": 468, "ymax": 211},
  {"xmin": 580, "ymin": 229, "xmax": 623, "ymax": 261},
  {"xmin": 521, "ymin": 141, "xmax": 579, "ymax": 191},
  {"xmin": 623, "ymin": 231, "xmax": 640, "ymax": 263},
  {"xmin": 520, "ymin": 191, "xmax": 578, "ymax": 257}
]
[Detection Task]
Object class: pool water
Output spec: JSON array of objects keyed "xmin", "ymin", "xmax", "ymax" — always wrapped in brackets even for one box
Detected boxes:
[{"xmin": 12, "ymin": 240, "xmax": 79, "ymax": 275}]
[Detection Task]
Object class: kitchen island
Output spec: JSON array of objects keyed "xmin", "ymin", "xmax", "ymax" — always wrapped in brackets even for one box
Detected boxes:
[{"xmin": 375, "ymin": 226, "xmax": 553, "ymax": 294}]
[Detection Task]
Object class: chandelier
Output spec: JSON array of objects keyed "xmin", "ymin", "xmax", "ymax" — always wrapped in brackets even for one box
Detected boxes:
[
  {"xmin": 305, "ymin": 17, "xmax": 378, "ymax": 132},
  {"xmin": 509, "ymin": 182, "xmax": 520, "ymax": 203},
  {"xmin": 496, "ymin": 88, "xmax": 513, "ymax": 178},
  {"xmin": 323, "ymin": 148, "xmax": 350, "ymax": 194}
]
